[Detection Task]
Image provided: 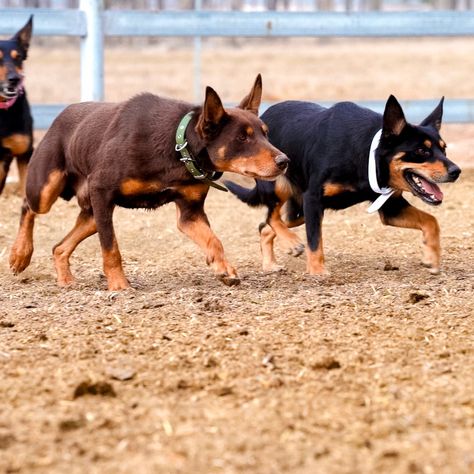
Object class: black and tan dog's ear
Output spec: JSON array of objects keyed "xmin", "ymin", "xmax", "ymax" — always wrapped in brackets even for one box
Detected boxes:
[
  {"xmin": 12, "ymin": 15, "xmax": 33, "ymax": 59},
  {"xmin": 383, "ymin": 95, "xmax": 407, "ymax": 137},
  {"xmin": 197, "ymin": 86, "xmax": 229, "ymax": 138},
  {"xmin": 238, "ymin": 74, "xmax": 262, "ymax": 115},
  {"xmin": 419, "ymin": 97, "xmax": 444, "ymax": 131}
]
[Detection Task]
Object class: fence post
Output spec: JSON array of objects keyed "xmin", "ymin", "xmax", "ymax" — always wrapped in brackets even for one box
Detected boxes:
[
  {"xmin": 79, "ymin": 0, "xmax": 104, "ymax": 101},
  {"xmin": 194, "ymin": 0, "xmax": 202, "ymax": 102}
]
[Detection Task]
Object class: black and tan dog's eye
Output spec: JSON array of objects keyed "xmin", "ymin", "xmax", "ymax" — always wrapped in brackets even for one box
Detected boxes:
[
  {"xmin": 237, "ymin": 133, "xmax": 248, "ymax": 142},
  {"xmin": 415, "ymin": 147, "xmax": 431, "ymax": 158}
]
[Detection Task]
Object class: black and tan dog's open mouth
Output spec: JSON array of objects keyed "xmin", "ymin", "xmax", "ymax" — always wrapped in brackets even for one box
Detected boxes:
[
  {"xmin": 404, "ymin": 170, "xmax": 444, "ymax": 205},
  {"xmin": 0, "ymin": 84, "xmax": 19, "ymax": 99}
]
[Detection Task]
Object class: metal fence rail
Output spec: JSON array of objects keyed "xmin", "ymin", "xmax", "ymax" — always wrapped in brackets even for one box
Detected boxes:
[{"xmin": 1, "ymin": 4, "xmax": 474, "ymax": 128}]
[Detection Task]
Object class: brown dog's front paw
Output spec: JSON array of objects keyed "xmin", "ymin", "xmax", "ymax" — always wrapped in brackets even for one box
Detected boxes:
[
  {"xmin": 9, "ymin": 246, "xmax": 33, "ymax": 274},
  {"xmin": 218, "ymin": 273, "xmax": 241, "ymax": 286}
]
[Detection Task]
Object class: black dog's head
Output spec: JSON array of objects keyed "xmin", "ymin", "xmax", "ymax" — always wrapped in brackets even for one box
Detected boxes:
[
  {"xmin": 378, "ymin": 95, "xmax": 461, "ymax": 206},
  {"xmin": 0, "ymin": 15, "xmax": 32, "ymax": 101}
]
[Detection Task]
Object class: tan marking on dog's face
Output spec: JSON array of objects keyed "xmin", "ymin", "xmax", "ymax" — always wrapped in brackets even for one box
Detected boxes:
[
  {"xmin": 212, "ymin": 148, "xmax": 284, "ymax": 180},
  {"xmin": 1, "ymin": 134, "xmax": 31, "ymax": 156},
  {"xmin": 120, "ymin": 178, "xmax": 163, "ymax": 196},
  {"xmin": 38, "ymin": 169, "xmax": 66, "ymax": 214},
  {"xmin": 439, "ymin": 139, "xmax": 446, "ymax": 150},
  {"xmin": 10, "ymin": 50, "xmax": 19, "ymax": 60},
  {"xmin": 0, "ymin": 51, "xmax": 3, "ymax": 60},
  {"xmin": 246, "ymin": 126, "xmax": 254, "ymax": 136},
  {"xmin": 424, "ymin": 140, "xmax": 432, "ymax": 148},
  {"xmin": 0, "ymin": 64, "xmax": 6, "ymax": 82},
  {"xmin": 389, "ymin": 151, "xmax": 450, "ymax": 192},
  {"xmin": 323, "ymin": 182, "xmax": 356, "ymax": 197},
  {"xmin": 217, "ymin": 145, "xmax": 226, "ymax": 159},
  {"xmin": 262, "ymin": 124, "xmax": 269, "ymax": 135}
]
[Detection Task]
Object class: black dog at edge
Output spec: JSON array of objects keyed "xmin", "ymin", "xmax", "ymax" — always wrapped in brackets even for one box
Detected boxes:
[
  {"xmin": 226, "ymin": 96, "xmax": 461, "ymax": 275},
  {"xmin": 0, "ymin": 15, "xmax": 33, "ymax": 196}
]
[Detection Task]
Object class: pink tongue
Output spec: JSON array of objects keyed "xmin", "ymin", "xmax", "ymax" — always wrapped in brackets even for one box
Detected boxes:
[{"xmin": 420, "ymin": 177, "xmax": 443, "ymax": 201}]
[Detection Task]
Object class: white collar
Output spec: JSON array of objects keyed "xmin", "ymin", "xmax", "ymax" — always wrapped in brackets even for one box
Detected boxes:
[{"xmin": 367, "ymin": 129, "xmax": 395, "ymax": 213}]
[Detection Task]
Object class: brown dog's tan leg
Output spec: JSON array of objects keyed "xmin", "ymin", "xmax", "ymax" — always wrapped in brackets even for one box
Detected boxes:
[
  {"xmin": 101, "ymin": 237, "xmax": 130, "ymax": 291},
  {"xmin": 176, "ymin": 194, "xmax": 239, "ymax": 286},
  {"xmin": 380, "ymin": 203, "xmax": 440, "ymax": 273},
  {"xmin": 9, "ymin": 201, "xmax": 35, "ymax": 274},
  {"xmin": 52, "ymin": 211, "xmax": 97, "ymax": 286}
]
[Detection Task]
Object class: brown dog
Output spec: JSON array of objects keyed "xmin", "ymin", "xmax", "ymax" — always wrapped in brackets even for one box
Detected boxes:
[{"xmin": 9, "ymin": 75, "xmax": 289, "ymax": 290}]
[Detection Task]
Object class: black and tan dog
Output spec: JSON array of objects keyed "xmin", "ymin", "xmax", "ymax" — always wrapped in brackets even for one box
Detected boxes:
[
  {"xmin": 225, "ymin": 96, "xmax": 461, "ymax": 275},
  {"xmin": 9, "ymin": 75, "xmax": 289, "ymax": 290},
  {"xmin": 0, "ymin": 16, "xmax": 33, "ymax": 196}
]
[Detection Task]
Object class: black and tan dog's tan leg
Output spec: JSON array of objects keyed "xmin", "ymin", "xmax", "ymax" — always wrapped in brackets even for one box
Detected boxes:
[
  {"xmin": 259, "ymin": 212, "xmax": 305, "ymax": 272},
  {"xmin": 379, "ymin": 197, "xmax": 440, "ymax": 273},
  {"xmin": 52, "ymin": 210, "xmax": 97, "ymax": 286},
  {"xmin": 16, "ymin": 149, "xmax": 33, "ymax": 196},
  {"xmin": 175, "ymin": 186, "xmax": 239, "ymax": 286},
  {"xmin": 304, "ymin": 190, "xmax": 326, "ymax": 275}
]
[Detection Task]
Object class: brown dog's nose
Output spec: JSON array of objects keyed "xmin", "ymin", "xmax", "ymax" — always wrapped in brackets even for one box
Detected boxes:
[
  {"xmin": 275, "ymin": 154, "xmax": 290, "ymax": 170},
  {"xmin": 447, "ymin": 163, "xmax": 461, "ymax": 181}
]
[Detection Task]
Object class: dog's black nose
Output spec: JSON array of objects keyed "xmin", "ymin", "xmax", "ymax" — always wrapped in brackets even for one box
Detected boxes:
[
  {"xmin": 447, "ymin": 163, "xmax": 461, "ymax": 181},
  {"xmin": 7, "ymin": 76, "xmax": 20, "ymax": 87},
  {"xmin": 275, "ymin": 154, "xmax": 290, "ymax": 170}
]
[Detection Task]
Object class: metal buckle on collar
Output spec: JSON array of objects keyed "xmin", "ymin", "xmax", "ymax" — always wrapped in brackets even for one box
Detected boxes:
[{"xmin": 175, "ymin": 141, "xmax": 188, "ymax": 153}]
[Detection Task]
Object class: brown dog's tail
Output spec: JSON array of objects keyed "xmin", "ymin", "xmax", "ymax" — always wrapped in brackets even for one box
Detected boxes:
[{"xmin": 224, "ymin": 180, "xmax": 267, "ymax": 207}]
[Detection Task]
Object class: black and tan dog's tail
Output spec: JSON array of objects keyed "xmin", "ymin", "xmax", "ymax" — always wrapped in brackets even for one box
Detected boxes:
[{"xmin": 224, "ymin": 180, "xmax": 268, "ymax": 207}]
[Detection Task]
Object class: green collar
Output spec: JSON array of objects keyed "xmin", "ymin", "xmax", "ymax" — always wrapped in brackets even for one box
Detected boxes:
[{"xmin": 175, "ymin": 111, "xmax": 227, "ymax": 192}]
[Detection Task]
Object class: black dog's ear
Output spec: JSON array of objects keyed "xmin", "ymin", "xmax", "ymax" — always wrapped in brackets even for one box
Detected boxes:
[
  {"xmin": 419, "ymin": 97, "xmax": 444, "ymax": 131},
  {"xmin": 383, "ymin": 95, "xmax": 407, "ymax": 137},
  {"xmin": 238, "ymin": 74, "xmax": 262, "ymax": 115},
  {"xmin": 197, "ymin": 86, "xmax": 228, "ymax": 138},
  {"xmin": 12, "ymin": 15, "xmax": 33, "ymax": 59}
]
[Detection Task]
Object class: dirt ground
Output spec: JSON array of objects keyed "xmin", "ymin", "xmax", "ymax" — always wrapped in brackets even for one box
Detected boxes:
[{"xmin": 1, "ymin": 38, "xmax": 474, "ymax": 474}]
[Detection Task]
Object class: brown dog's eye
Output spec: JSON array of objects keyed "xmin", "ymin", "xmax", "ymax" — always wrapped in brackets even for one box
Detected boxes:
[{"xmin": 237, "ymin": 134, "xmax": 248, "ymax": 142}]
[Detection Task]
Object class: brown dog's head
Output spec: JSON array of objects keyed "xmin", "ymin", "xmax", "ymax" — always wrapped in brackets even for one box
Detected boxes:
[
  {"xmin": 379, "ymin": 95, "xmax": 461, "ymax": 205},
  {"xmin": 194, "ymin": 74, "xmax": 289, "ymax": 180},
  {"xmin": 0, "ymin": 15, "xmax": 32, "ymax": 101}
]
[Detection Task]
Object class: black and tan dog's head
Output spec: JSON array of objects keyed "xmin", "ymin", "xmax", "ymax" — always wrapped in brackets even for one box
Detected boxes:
[
  {"xmin": 379, "ymin": 95, "xmax": 461, "ymax": 205},
  {"xmin": 0, "ymin": 15, "xmax": 32, "ymax": 101},
  {"xmin": 195, "ymin": 74, "xmax": 289, "ymax": 180}
]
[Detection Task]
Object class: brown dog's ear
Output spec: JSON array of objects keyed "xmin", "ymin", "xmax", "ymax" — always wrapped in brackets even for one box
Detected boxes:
[
  {"xmin": 383, "ymin": 95, "xmax": 407, "ymax": 137},
  {"xmin": 238, "ymin": 74, "xmax": 262, "ymax": 115},
  {"xmin": 419, "ymin": 97, "xmax": 444, "ymax": 131},
  {"xmin": 12, "ymin": 15, "xmax": 33, "ymax": 59},
  {"xmin": 197, "ymin": 86, "xmax": 228, "ymax": 138}
]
